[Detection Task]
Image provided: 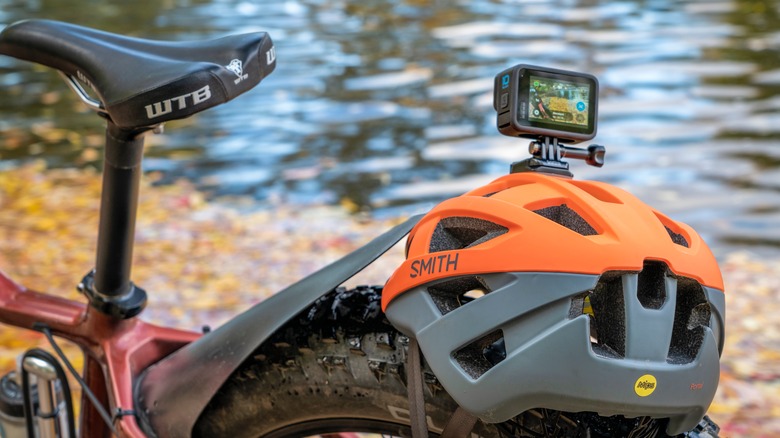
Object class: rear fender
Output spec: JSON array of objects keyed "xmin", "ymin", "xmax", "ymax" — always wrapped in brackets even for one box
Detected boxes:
[{"xmin": 134, "ymin": 215, "xmax": 422, "ymax": 438}]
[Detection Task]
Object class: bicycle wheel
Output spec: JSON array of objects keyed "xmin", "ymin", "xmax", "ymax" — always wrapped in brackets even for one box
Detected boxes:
[
  {"xmin": 194, "ymin": 285, "xmax": 472, "ymax": 437},
  {"xmin": 193, "ymin": 286, "xmax": 719, "ymax": 438}
]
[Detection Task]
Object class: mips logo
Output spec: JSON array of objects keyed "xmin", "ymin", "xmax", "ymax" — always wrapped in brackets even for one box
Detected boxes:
[{"xmin": 634, "ymin": 374, "xmax": 657, "ymax": 397}]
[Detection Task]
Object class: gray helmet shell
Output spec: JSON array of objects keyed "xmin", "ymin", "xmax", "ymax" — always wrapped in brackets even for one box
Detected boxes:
[{"xmin": 385, "ymin": 268, "xmax": 725, "ymax": 435}]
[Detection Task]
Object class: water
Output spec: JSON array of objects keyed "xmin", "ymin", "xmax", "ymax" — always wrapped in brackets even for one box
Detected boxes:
[{"xmin": 1, "ymin": 0, "xmax": 780, "ymax": 253}]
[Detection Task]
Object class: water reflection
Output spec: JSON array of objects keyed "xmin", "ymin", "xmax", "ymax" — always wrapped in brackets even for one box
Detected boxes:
[{"xmin": 1, "ymin": 0, "xmax": 780, "ymax": 251}]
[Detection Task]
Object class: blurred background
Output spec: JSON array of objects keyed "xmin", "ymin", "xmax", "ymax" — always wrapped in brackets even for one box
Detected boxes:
[
  {"xmin": 1, "ymin": 0, "xmax": 780, "ymax": 254},
  {"xmin": 0, "ymin": 0, "xmax": 779, "ymax": 435}
]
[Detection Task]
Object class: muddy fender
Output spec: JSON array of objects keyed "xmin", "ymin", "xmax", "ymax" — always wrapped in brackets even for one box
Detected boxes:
[{"xmin": 134, "ymin": 215, "xmax": 422, "ymax": 438}]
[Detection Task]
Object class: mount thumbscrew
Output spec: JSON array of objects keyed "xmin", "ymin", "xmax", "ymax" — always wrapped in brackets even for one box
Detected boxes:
[
  {"xmin": 511, "ymin": 137, "xmax": 607, "ymax": 177},
  {"xmin": 528, "ymin": 141, "xmax": 606, "ymax": 168}
]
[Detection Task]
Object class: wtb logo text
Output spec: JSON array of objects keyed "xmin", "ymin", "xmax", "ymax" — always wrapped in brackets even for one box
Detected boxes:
[{"xmin": 145, "ymin": 85, "xmax": 212, "ymax": 119}]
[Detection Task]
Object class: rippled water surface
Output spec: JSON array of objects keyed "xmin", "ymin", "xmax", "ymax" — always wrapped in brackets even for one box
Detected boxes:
[{"xmin": 2, "ymin": 0, "xmax": 780, "ymax": 253}]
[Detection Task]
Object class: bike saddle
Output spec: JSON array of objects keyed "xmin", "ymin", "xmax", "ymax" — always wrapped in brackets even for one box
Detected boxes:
[{"xmin": 0, "ymin": 19, "xmax": 276, "ymax": 130}]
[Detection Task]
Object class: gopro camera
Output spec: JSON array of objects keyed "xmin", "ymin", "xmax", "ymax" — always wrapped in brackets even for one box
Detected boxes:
[{"xmin": 494, "ymin": 64, "xmax": 598, "ymax": 144}]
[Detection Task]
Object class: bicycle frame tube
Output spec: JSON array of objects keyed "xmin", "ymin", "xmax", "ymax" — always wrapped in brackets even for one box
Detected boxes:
[{"xmin": 0, "ymin": 271, "xmax": 199, "ymax": 437}]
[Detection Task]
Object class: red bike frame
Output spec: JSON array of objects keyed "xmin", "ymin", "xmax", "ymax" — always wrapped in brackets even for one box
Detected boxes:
[{"xmin": 0, "ymin": 271, "xmax": 199, "ymax": 437}]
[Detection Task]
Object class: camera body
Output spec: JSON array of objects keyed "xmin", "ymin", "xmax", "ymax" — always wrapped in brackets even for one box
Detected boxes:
[{"xmin": 494, "ymin": 64, "xmax": 598, "ymax": 144}]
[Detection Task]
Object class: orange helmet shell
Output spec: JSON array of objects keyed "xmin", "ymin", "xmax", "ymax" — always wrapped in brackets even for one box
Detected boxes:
[{"xmin": 382, "ymin": 172, "xmax": 723, "ymax": 310}]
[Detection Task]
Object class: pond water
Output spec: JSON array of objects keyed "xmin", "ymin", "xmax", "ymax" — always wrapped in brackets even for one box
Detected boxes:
[{"xmin": 1, "ymin": 0, "xmax": 780, "ymax": 254}]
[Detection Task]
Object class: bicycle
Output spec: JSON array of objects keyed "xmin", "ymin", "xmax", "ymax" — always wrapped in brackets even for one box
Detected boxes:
[{"xmin": 0, "ymin": 19, "xmax": 725, "ymax": 438}]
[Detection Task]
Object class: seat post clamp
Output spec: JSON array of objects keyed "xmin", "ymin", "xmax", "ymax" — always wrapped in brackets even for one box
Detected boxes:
[{"xmin": 77, "ymin": 270, "xmax": 147, "ymax": 319}]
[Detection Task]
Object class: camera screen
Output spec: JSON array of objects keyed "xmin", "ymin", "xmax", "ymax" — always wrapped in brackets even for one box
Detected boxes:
[
  {"xmin": 494, "ymin": 64, "xmax": 598, "ymax": 142},
  {"xmin": 526, "ymin": 75, "xmax": 592, "ymax": 131}
]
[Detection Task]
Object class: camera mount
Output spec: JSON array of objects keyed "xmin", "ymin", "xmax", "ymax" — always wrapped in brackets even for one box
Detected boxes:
[{"xmin": 510, "ymin": 136, "xmax": 606, "ymax": 177}]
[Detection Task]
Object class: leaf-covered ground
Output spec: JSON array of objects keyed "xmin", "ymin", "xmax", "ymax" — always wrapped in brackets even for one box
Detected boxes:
[{"xmin": 0, "ymin": 164, "xmax": 777, "ymax": 436}]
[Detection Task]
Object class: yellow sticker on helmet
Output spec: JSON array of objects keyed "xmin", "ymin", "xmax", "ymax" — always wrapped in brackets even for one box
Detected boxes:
[{"xmin": 634, "ymin": 374, "xmax": 657, "ymax": 397}]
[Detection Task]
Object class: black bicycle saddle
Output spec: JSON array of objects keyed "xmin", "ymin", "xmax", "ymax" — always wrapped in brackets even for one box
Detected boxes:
[{"xmin": 0, "ymin": 19, "xmax": 276, "ymax": 129}]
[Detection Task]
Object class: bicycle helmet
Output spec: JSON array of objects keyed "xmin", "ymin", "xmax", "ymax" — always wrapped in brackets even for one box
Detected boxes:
[{"xmin": 382, "ymin": 172, "xmax": 725, "ymax": 435}]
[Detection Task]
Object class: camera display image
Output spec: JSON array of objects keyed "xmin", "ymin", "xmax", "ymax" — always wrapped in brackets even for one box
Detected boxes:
[{"xmin": 527, "ymin": 75, "xmax": 590, "ymax": 129}]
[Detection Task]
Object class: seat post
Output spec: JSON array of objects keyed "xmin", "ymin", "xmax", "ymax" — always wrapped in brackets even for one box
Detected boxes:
[{"xmin": 79, "ymin": 121, "xmax": 148, "ymax": 319}]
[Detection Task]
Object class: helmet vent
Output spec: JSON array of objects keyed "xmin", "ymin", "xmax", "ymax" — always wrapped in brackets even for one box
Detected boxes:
[
  {"xmin": 569, "ymin": 180, "xmax": 623, "ymax": 204},
  {"xmin": 637, "ymin": 261, "xmax": 668, "ymax": 310},
  {"xmin": 654, "ymin": 211, "xmax": 690, "ymax": 248},
  {"xmin": 667, "ymin": 277, "xmax": 711, "ymax": 364},
  {"xmin": 665, "ymin": 226, "xmax": 690, "ymax": 248},
  {"xmin": 454, "ymin": 330, "xmax": 506, "ymax": 380},
  {"xmin": 587, "ymin": 272, "xmax": 627, "ymax": 358},
  {"xmin": 429, "ymin": 217, "xmax": 508, "ymax": 253},
  {"xmin": 532, "ymin": 204, "xmax": 598, "ymax": 236},
  {"xmin": 427, "ymin": 276, "xmax": 490, "ymax": 315}
]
